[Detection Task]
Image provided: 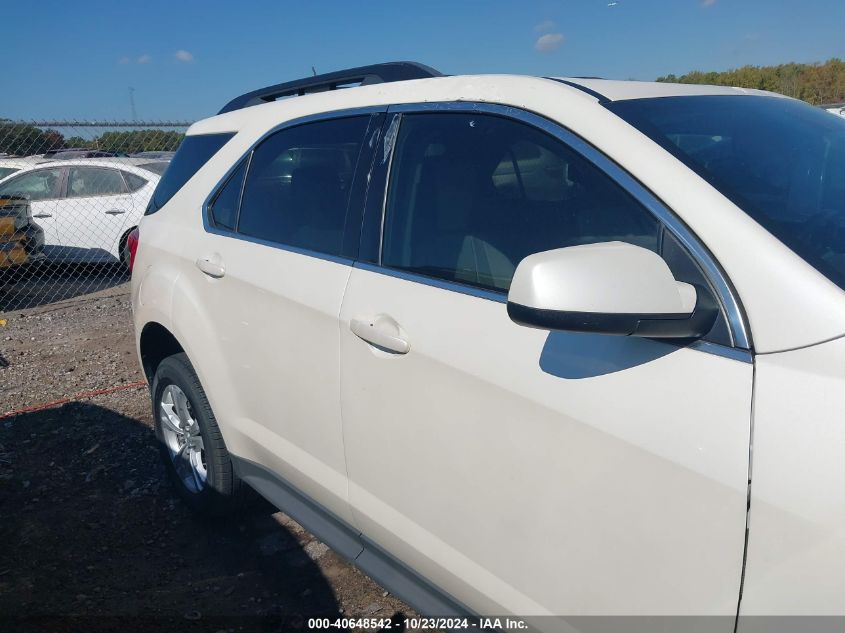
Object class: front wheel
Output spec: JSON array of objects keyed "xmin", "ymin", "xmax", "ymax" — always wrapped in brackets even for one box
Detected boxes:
[{"xmin": 151, "ymin": 353, "xmax": 250, "ymax": 516}]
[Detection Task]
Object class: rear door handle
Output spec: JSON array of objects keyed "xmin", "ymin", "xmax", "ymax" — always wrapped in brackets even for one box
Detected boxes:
[
  {"xmin": 195, "ymin": 254, "xmax": 225, "ymax": 278},
  {"xmin": 105, "ymin": 209, "xmax": 126, "ymax": 215},
  {"xmin": 33, "ymin": 213, "xmax": 52, "ymax": 218},
  {"xmin": 350, "ymin": 317, "xmax": 410, "ymax": 354}
]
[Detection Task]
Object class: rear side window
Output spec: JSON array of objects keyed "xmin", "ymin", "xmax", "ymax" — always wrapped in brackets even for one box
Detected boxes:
[
  {"xmin": 67, "ymin": 167, "xmax": 127, "ymax": 197},
  {"xmin": 381, "ymin": 113, "xmax": 660, "ymax": 292},
  {"xmin": 236, "ymin": 116, "xmax": 369, "ymax": 257},
  {"xmin": 145, "ymin": 133, "xmax": 234, "ymax": 215},
  {"xmin": 0, "ymin": 167, "xmax": 19, "ymax": 179}
]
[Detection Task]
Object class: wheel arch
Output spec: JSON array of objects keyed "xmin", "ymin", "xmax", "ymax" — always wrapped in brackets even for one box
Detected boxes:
[{"xmin": 139, "ymin": 321, "xmax": 185, "ymax": 383}]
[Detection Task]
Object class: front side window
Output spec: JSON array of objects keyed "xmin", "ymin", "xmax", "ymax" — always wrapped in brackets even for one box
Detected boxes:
[
  {"xmin": 67, "ymin": 167, "xmax": 126, "ymax": 197},
  {"xmin": 0, "ymin": 168, "xmax": 63, "ymax": 201},
  {"xmin": 608, "ymin": 95, "xmax": 845, "ymax": 292},
  {"xmin": 236, "ymin": 116, "xmax": 369, "ymax": 257},
  {"xmin": 381, "ymin": 113, "xmax": 660, "ymax": 292},
  {"xmin": 0, "ymin": 167, "xmax": 20, "ymax": 180}
]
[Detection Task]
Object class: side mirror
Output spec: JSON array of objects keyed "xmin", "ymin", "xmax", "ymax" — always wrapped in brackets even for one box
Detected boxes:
[{"xmin": 506, "ymin": 242, "xmax": 718, "ymax": 338}]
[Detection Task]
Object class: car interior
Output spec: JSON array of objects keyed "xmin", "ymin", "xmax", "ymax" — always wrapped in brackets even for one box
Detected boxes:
[{"xmin": 382, "ymin": 113, "xmax": 660, "ymax": 292}]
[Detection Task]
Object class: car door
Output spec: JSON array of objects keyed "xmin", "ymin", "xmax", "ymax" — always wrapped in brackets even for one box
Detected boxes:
[
  {"xmin": 0, "ymin": 166, "xmax": 64, "ymax": 258},
  {"xmin": 60, "ymin": 166, "xmax": 133, "ymax": 261},
  {"xmin": 338, "ymin": 107, "xmax": 753, "ymax": 625},
  {"xmin": 175, "ymin": 113, "xmax": 382, "ymax": 529}
]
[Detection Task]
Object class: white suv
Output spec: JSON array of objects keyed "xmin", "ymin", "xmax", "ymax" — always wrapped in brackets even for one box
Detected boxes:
[{"xmin": 132, "ymin": 63, "xmax": 845, "ymax": 629}]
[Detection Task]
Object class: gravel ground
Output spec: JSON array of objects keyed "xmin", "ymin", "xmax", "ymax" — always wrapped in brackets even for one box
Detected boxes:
[{"xmin": 0, "ymin": 281, "xmax": 418, "ymax": 632}]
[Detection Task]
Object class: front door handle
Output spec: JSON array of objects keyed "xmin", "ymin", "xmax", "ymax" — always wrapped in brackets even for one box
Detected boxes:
[
  {"xmin": 105, "ymin": 209, "xmax": 126, "ymax": 215},
  {"xmin": 33, "ymin": 213, "xmax": 52, "ymax": 218},
  {"xmin": 195, "ymin": 254, "xmax": 225, "ymax": 278},
  {"xmin": 350, "ymin": 317, "xmax": 410, "ymax": 354}
]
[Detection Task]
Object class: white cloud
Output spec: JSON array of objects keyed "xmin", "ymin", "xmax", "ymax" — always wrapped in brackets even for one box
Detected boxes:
[
  {"xmin": 174, "ymin": 49, "xmax": 194, "ymax": 62},
  {"xmin": 701, "ymin": 0, "xmax": 717, "ymax": 7},
  {"xmin": 137, "ymin": 54, "xmax": 152, "ymax": 64},
  {"xmin": 118, "ymin": 56, "xmax": 130, "ymax": 65},
  {"xmin": 535, "ymin": 33, "xmax": 564, "ymax": 53},
  {"xmin": 534, "ymin": 19, "xmax": 555, "ymax": 33}
]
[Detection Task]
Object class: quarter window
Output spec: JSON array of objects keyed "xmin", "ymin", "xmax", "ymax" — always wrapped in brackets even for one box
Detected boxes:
[
  {"xmin": 67, "ymin": 167, "xmax": 126, "ymax": 197},
  {"xmin": 122, "ymin": 171, "xmax": 148, "ymax": 192},
  {"xmin": 237, "ymin": 116, "xmax": 369, "ymax": 257},
  {"xmin": 381, "ymin": 113, "xmax": 660, "ymax": 292},
  {"xmin": 0, "ymin": 168, "xmax": 63, "ymax": 201},
  {"xmin": 209, "ymin": 160, "xmax": 247, "ymax": 231}
]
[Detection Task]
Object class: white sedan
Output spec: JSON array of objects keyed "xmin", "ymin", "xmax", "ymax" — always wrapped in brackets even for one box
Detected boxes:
[{"xmin": 0, "ymin": 159, "xmax": 161, "ymax": 265}]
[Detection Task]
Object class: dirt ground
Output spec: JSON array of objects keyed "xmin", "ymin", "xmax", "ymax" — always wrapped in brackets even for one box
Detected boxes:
[{"xmin": 0, "ymin": 282, "xmax": 418, "ymax": 632}]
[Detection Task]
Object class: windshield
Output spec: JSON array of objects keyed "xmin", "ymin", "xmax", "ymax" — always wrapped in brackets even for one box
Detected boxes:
[{"xmin": 608, "ymin": 95, "xmax": 845, "ymax": 292}]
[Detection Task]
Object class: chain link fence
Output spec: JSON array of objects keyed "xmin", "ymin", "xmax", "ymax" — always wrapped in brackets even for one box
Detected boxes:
[{"xmin": 0, "ymin": 120, "xmax": 191, "ymax": 314}]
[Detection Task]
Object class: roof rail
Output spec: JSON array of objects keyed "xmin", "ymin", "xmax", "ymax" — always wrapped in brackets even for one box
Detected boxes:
[{"xmin": 218, "ymin": 61, "xmax": 443, "ymax": 114}]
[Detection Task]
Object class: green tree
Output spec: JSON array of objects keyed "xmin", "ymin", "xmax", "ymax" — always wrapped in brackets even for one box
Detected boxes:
[
  {"xmin": 0, "ymin": 121, "xmax": 64, "ymax": 156},
  {"xmin": 656, "ymin": 58, "xmax": 845, "ymax": 105},
  {"xmin": 95, "ymin": 130, "xmax": 184, "ymax": 154},
  {"xmin": 63, "ymin": 136, "xmax": 89, "ymax": 148}
]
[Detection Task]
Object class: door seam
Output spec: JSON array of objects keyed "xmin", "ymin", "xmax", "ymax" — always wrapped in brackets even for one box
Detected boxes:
[{"xmin": 734, "ymin": 357, "xmax": 756, "ymax": 632}]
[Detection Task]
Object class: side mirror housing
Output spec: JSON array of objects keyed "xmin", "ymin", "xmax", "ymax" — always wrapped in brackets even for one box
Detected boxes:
[{"xmin": 506, "ymin": 242, "xmax": 718, "ymax": 338}]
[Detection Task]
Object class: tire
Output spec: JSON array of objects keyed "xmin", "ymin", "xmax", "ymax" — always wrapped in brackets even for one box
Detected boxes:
[{"xmin": 151, "ymin": 353, "xmax": 250, "ymax": 516}]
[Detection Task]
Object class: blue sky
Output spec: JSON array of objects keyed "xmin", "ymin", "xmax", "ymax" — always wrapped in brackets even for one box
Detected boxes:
[{"xmin": 6, "ymin": 0, "xmax": 844, "ymax": 122}]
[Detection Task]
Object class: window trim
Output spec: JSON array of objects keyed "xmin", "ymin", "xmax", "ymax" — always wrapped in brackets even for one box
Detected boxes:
[
  {"xmin": 200, "ymin": 105, "xmax": 388, "ymax": 266},
  {"xmin": 364, "ymin": 101, "xmax": 751, "ymax": 350}
]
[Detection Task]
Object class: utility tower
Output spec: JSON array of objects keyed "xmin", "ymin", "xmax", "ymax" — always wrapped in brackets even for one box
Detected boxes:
[{"xmin": 128, "ymin": 87, "xmax": 138, "ymax": 121}]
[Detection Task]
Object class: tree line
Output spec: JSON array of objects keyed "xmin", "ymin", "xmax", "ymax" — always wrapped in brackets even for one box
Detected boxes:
[
  {"xmin": 0, "ymin": 123, "xmax": 185, "ymax": 157},
  {"xmin": 657, "ymin": 58, "xmax": 845, "ymax": 106}
]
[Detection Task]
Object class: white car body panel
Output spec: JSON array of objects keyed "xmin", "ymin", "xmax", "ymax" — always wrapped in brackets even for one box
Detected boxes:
[
  {"xmin": 176, "ymin": 235, "xmax": 355, "ymax": 525},
  {"xmin": 556, "ymin": 77, "xmax": 787, "ymax": 101},
  {"xmin": 739, "ymin": 334, "xmax": 845, "ymax": 618},
  {"xmin": 56, "ymin": 189, "xmax": 134, "ymax": 262},
  {"xmin": 339, "ymin": 266, "xmax": 751, "ymax": 620},
  {"xmin": 28, "ymin": 197, "xmax": 62, "ymax": 258}
]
